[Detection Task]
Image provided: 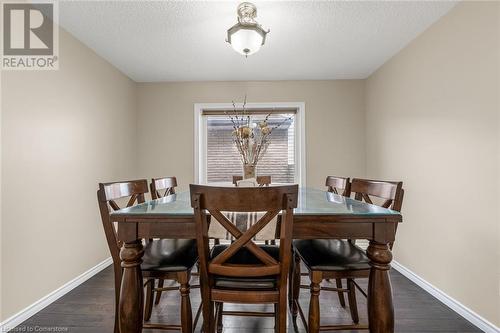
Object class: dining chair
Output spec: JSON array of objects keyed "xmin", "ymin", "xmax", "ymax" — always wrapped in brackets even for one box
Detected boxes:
[
  {"xmin": 290, "ymin": 176, "xmax": 352, "ymax": 313},
  {"xmin": 213, "ymin": 176, "xmax": 275, "ymax": 246},
  {"xmin": 150, "ymin": 176, "xmax": 177, "ymax": 199},
  {"xmin": 232, "ymin": 175, "xmax": 272, "ymax": 186},
  {"xmin": 235, "ymin": 175, "xmax": 276, "ymax": 245},
  {"xmin": 291, "ymin": 178, "xmax": 404, "ymax": 333},
  {"xmin": 97, "ymin": 179, "xmax": 198, "ymax": 333},
  {"xmin": 325, "ymin": 175, "xmax": 351, "ymax": 196},
  {"xmin": 149, "ymin": 176, "xmax": 178, "ymax": 304},
  {"xmin": 190, "ymin": 184, "xmax": 298, "ymax": 333}
]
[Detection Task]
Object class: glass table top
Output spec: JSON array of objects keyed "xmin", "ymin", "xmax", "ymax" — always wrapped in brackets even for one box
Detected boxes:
[{"xmin": 111, "ymin": 187, "xmax": 401, "ymax": 217}]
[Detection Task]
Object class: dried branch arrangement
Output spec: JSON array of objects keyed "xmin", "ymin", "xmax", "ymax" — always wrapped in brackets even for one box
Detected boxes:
[{"xmin": 225, "ymin": 96, "xmax": 292, "ymax": 166}]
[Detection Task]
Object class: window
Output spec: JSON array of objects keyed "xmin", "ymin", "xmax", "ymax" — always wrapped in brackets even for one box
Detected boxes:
[
  {"xmin": 206, "ymin": 113, "xmax": 295, "ymax": 183},
  {"xmin": 195, "ymin": 103, "xmax": 305, "ymax": 186}
]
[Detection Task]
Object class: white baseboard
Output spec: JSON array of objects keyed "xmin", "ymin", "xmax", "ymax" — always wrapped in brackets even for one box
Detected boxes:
[
  {"xmin": 392, "ymin": 260, "xmax": 499, "ymax": 333},
  {"xmin": 0, "ymin": 257, "xmax": 113, "ymax": 332}
]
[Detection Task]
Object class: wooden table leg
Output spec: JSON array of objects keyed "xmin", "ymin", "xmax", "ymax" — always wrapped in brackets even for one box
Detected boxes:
[
  {"xmin": 119, "ymin": 239, "xmax": 144, "ymax": 333},
  {"xmin": 366, "ymin": 241, "xmax": 394, "ymax": 333}
]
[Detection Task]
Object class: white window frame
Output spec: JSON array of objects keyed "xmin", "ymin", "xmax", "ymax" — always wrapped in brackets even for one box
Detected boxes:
[{"xmin": 194, "ymin": 102, "xmax": 306, "ymax": 187}]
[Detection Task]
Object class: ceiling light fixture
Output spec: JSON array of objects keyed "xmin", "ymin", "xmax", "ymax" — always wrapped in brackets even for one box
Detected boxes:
[{"xmin": 226, "ymin": 2, "xmax": 269, "ymax": 57}]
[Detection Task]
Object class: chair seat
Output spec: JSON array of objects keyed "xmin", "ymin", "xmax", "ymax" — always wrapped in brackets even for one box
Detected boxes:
[
  {"xmin": 141, "ymin": 239, "xmax": 198, "ymax": 272},
  {"xmin": 293, "ymin": 239, "xmax": 370, "ymax": 271},
  {"xmin": 210, "ymin": 244, "xmax": 279, "ymax": 289}
]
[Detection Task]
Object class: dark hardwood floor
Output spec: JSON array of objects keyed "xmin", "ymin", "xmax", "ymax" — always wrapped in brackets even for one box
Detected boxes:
[{"xmin": 15, "ymin": 266, "xmax": 481, "ymax": 333}]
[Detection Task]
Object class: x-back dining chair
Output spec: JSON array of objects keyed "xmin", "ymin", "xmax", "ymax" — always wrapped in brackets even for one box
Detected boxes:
[
  {"xmin": 325, "ymin": 175, "xmax": 351, "ymax": 196},
  {"xmin": 290, "ymin": 176, "xmax": 352, "ymax": 312},
  {"xmin": 190, "ymin": 184, "xmax": 298, "ymax": 333},
  {"xmin": 291, "ymin": 178, "xmax": 404, "ymax": 333},
  {"xmin": 233, "ymin": 175, "xmax": 276, "ymax": 245},
  {"xmin": 149, "ymin": 176, "xmax": 179, "ymax": 304},
  {"xmin": 97, "ymin": 179, "xmax": 198, "ymax": 333},
  {"xmin": 151, "ymin": 176, "xmax": 177, "ymax": 199},
  {"xmin": 209, "ymin": 175, "xmax": 275, "ymax": 245}
]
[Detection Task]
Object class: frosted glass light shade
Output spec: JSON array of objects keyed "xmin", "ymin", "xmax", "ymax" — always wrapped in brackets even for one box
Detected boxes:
[{"xmin": 229, "ymin": 28, "xmax": 264, "ymax": 56}]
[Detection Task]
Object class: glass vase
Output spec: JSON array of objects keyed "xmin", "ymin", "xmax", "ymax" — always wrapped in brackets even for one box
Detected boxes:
[{"xmin": 243, "ymin": 164, "xmax": 256, "ymax": 179}]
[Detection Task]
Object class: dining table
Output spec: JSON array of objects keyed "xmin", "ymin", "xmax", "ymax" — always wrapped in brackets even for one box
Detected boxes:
[{"xmin": 110, "ymin": 186, "xmax": 402, "ymax": 333}]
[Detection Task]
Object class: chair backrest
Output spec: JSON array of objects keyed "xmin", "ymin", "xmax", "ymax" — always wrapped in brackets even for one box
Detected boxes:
[
  {"xmin": 325, "ymin": 176, "xmax": 351, "ymax": 197},
  {"xmin": 351, "ymin": 178, "xmax": 404, "ymax": 249},
  {"xmin": 150, "ymin": 176, "xmax": 177, "ymax": 199},
  {"xmin": 350, "ymin": 178, "xmax": 404, "ymax": 212},
  {"xmin": 97, "ymin": 179, "xmax": 149, "ymax": 264},
  {"xmin": 232, "ymin": 175, "xmax": 272, "ymax": 187},
  {"xmin": 190, "ymin": 184, "xmax": 298, "ymax": 285}
]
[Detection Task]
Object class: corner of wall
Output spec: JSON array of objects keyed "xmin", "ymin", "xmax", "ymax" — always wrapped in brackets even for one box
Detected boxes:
[
  {"xmin": 361, "ymin": 77, "xmax": 369, "ymax": 178},
  {"xmin": 133, "ymin": 81, "xmax": 140, "ymax": 178}
]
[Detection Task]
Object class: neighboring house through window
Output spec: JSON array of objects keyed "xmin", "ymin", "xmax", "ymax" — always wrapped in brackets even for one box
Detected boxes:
[{"xmin": 194, "ymin": 103, "xmax": 305, "ymax": 186}]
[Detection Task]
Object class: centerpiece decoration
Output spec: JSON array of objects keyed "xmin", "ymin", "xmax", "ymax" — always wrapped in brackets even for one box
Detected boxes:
[{"xmin": 226, "ymin": 97, "xmax": 291, "ymax": 179}]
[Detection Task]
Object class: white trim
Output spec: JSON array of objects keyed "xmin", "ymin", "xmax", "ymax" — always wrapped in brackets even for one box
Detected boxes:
[
  {"xmin": 392, "ymin": 260, "xmax": 499, "ymax": 333},
  {"xmin": 194, "ymin": 102, "xmax": 306, "ymax": 186},
  {"xmin": 0, "ymin": 257, "xmax": 113, "ymax": 332}
]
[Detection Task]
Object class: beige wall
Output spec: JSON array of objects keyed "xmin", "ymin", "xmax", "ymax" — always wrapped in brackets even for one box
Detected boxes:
[
  {"xmin": 136, "ymin": 81, "xmax": 366, "ymax": 190},
  {"xmin": 366, "ymin": 1, "xmax": 499, "ymax": 326},
  {"xmin": 0, "ymin": 27, "xmax": 137, "ymax": 320}
]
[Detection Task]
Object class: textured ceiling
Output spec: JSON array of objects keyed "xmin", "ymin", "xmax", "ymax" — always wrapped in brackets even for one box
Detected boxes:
[{"xmin": 57, "ymin": 1, "xmax": 457, "ymax": 82}]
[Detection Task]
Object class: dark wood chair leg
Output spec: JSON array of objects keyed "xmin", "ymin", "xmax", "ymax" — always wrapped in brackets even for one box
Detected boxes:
[
  {"xmin": 291, "ymin": 253, "xmax": 300, "ymax": 322},
  {"xmin": 335, "ymin": 279, "xmax": 346, "ymax": 308},
  {"xmin": 144, "ymin": 279, "xmax": 154, "ymax": 321},
  {"xmin": 278, "ymin": 285, "xmax": 287, "ymax": 333},
  {"xmin": 288, "ymin": 252, "xmax": 294, "ymax": 307},
  {"xmin": 154, "ymin": 279, "xmax": 164, "ymax": 305},
  {"xmin": 113, "ymin": 264, "xmax": 122, "ymax": 333},
  {"xmin": 274, "ymin": 303, "xmax": 279, "ymax": 333},
  {"xmin": 178, "ymin": 272, "xmax": 193, "ymax": 333},
  {"xmin": 201, "ymin": 290, "xmax": 214, "ymax": 333},
  {"xmin": 215, "ymin": 302, "xmax": 223, "ymax": 333},
  {"xmin": 308, "ymin": 271, "xmax": 322, "ymax": 333},
  {"xmin": 347, "ymin": 278, "xmax": 359, "ymax": 324}
]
